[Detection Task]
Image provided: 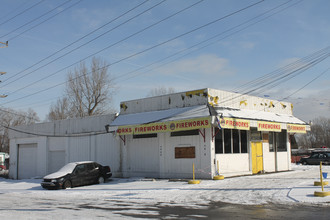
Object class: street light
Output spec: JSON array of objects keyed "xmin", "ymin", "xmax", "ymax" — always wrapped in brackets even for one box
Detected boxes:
[{"xmin": 0, "ymin": 41, "xmax": 8, "ymax": 48}]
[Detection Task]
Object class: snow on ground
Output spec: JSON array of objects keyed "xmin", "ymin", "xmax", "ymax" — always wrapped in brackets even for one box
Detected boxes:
[{"xmin": 0, "ymin": 164, "xmax": 329, "ymax": 219}]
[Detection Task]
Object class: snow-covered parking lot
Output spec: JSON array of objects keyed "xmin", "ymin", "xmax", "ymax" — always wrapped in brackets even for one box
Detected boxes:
[{"xmin": 0, "ymin": 164, "xmax": 329, "ymax": 219}]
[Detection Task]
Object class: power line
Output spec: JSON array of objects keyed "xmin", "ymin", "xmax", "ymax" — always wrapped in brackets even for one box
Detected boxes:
[
  {"xmin": 3, "ymin": 0, "xmax": 206, "ymax": 96},
  {"xmin": 0, "ymin": 0, "xmax": 30, "ymax": 21},
  {"xmin": 1, "ymin": 0, "xmax": 301, "ymax": 115},
  {"xmin": 115, "ymin": 0, "xmax": 300, "ymax": 82},
  {"xmin": 0, "ymin": 0, "xmax": 75, "ymax": 39},
  {"xmin": 4, "ymin": 0, "xmax": 286, "ymax": 112},
  {"xmin": 3, "ymin": 0, "xmax": 263, "ymax": 100},
  {"xmin": 0, "ymin": 0, "xmax": 150, "ymax": 86},
  {"xmin": 1, "ymin": 0, "xmax": 168, "ymax": 90},
  {"xmin": 0, "ymin": 0, "xmax": 45, "ymax": 27},
  {"xmin": 233, "ymin": 45, "xmax": 329, "ymax": 93},
  {"xmin": 281, "ymin": 67, "xmax": 330, "ymax": 101},
  {"xmin": 6, "ymin": 65, "xmax": 329, "ymax": 137},
  {"xmin": 217, "ymin": 47, "xmax": 330, "ymax": 106},
  {"xmin": 3, "ymin": 124, "xmax": 107, "ymax": 137}
]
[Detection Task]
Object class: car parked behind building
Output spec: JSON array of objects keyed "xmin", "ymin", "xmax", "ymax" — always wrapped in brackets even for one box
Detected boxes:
[
  {"xmin": 300, "ymin": 151, "xmax": 330, "ymax": 165},
  {"xmin": 41, "ymin": 161, "xmax": 112, "ymax": 190}
]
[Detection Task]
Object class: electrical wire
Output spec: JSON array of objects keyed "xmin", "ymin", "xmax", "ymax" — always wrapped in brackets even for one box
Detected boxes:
[
  {"xmin": 2, "ymin": 123, "xmax": 108, "ymax": 137},
  {"xmin": 0, "ymin": 0, "xmax": 45, "ymax": 27},
  {"xmin": 8, "ymin": 0, "xmax": 83, "ymax": 41},
  {"xmin": 7, "ymin": 0, "xmax": 293, "ymax": 111},
  {"xmin": 115, "ymin": 0, "xmax": 300, "ymax": 82},
  {"xmin": 0, "ymin": 0, "xmax": 168, "ymax": 90},
  {"xmin": 216, "ymin": 46, "xmax": 330, "ymax": 107},
  {"xmin": 0, "ymin": 0, "xmax": 74, "ymax": 39},
  {"xmin": 6, "ymin": 65, "xmax": 329, "ymax": 137},
  {"xmin": 0, "ymin": 0, "xmax": 150, "ymax": 85},
  {"xmin": 0, "ymin": 0, "xmax": 30, "ymax": 21},
  {"xmin": 2, "ymin": 0, "xmax": 264, "ymax": 100},
  {"xmin": 281, "ymin": 67, "xmax": 330, "ymax": 101}
]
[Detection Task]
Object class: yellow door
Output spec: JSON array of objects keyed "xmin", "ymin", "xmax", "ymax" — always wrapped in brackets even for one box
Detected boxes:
[{"xmin": 251, "ymin": 142, "xmax": 263, "ymax": 174}]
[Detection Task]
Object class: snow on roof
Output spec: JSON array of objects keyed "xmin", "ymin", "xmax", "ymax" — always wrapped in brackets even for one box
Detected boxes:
[
  {"xmin": 110, "ymin": 104, "xmax": 306, "ymax": 127},
  {"xmin": 110, "ymin": 105, "xmax": 210, "ymax": 126},
  {"xmin": 216, "ymin": 107, "xmax": 307, "ymax": 124}
]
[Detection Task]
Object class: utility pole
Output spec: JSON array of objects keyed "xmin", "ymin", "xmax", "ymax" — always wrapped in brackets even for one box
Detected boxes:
[{"xmin": 1, "ymin": 41, "xmax": 8, "ymax": 97}]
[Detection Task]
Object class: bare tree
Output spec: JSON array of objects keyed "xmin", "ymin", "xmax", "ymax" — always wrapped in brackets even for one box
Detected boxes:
[
  {"xmin": 296, "ymin": 116, "xmax": 330, "ymax": 149},
  {"xmin": 0, "ymin": 108, "xmax": 40, "ymax": 153},
  {"xmin": 47, "ymin": 97, "xmax": 71, "ymax": 121},
  {"xmin": 48, "ymin": 57, "xmax": 116, "ymax": 121},
  {"xmin": 146, "ymin": 86, "xmax": 175, "ymax": 97}
]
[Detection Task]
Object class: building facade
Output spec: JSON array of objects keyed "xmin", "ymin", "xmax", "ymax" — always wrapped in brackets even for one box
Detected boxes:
[{"xmin": 9, "ymin": 88, "xmax": 308, "ymax": 179}]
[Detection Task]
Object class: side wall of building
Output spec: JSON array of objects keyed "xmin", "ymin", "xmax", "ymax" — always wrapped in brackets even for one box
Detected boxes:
[
  {"xmin": 119, "ymin": 127, "xmax": 214, "ymax": 179},
  {"xmin": 9, "ymin": 114, "xmax": 121, "ymax": 179},
  {"xmin": 9, "ymin": 134, "xmax": 121, "ymax": 179}
]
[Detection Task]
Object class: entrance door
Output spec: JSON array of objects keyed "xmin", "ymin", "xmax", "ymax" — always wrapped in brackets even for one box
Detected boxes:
[{"xmin": 251, "ymin": 142, "xmax": 263, "ymax": 174}]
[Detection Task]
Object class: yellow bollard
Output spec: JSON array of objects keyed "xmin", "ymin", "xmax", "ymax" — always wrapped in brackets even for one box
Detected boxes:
[
  {"xmin": 314, "ymin": 162, "xmax": 330, "ymax": 197},
  {"xmin": 213, "ymin": 160, "xmax": 225, "ymax": 180},
  {"xmin": 314, "ymin": 161, "xmax": 329, "ymax": 186},
  {"xmin": 188, "ymin": 163, "xmax": 201, "ymax": 184}
]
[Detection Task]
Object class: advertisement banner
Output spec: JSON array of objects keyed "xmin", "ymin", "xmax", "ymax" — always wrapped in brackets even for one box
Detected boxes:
[
  {"xmin": 218, "ymin": 117, "xmax": 250, "ymax": 130},
  {"xmin": 287, "ymin": 124, "xmax": 307, "ymax": 133},
  {"xmin": 116, "ymin": 117, "xmax": 210, "ymax": 135},
  {"xmin": 257, "ymin": 121, "xmax": 281, "ymax": 132}
]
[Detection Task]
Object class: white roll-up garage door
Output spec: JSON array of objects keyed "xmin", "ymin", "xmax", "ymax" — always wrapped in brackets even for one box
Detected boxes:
[{"xmin": 18, "ymin": 143, "xmax": 37, "ymax": 179}]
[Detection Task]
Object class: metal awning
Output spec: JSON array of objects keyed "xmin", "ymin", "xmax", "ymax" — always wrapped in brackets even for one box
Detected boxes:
[
  {"xmin": 214, "ymin": 107, "xmax": 307, "ymax": 125},
  {"xmin": 110, "ymin": 105, "xmax": 210, "ymax": 126}
]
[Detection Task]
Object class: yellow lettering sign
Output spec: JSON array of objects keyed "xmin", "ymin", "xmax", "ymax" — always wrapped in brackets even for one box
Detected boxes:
[
  {"xmin": 287, "ymin": 124, "xmax": 306, "ymax": 133},
  {"xmin": 257, "ymin": 121, "xmax": 281, "ymax": 132}
]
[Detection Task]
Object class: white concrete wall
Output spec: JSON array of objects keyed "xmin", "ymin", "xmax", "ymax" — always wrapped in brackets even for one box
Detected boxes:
[
  {"xmin": 215, "ymin": 154, "xmax": 250, "ymax": 176},
  {"xmin": 162, "ymin": 131, "xmax": 204, "ymax": 179},
  {"xmin": 119, "ymin": 88, "xmax": 293, "ymax": 116},
  {"xmin": 9, "ymin": 134, "xmax": 121, "ymax": 179},
  {"xmin": 262, "ymin": 142, "xmax": 276, "ymax": 172},
  {"xmin": 119, "ymin": 127, "xmax": 214, "ymax": 179},
  {"xmin": 208, "ymin": 88, "xmax": 292, "ymax": 115},
  {"xmin": 9, "ymin": 114, "xmax": 121, "ymax": 179},
  {"xmin": 277, "ymin": 152, "xmax": 290, "ymax": 171}
]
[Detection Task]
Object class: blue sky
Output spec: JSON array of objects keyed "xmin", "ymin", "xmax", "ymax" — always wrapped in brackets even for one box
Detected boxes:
[{"xmin": 0, "ymin": 0, "xmax": 329, "ymax": 122}]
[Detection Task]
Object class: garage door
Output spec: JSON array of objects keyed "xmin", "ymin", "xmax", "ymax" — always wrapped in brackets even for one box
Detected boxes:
[
  {"xmin": 18, "ymin": 144, "xmax": 37, "ymax": 179},
  {"xmin": 48, "ymin": 151, "xmax": 65, "ymax": 174}
]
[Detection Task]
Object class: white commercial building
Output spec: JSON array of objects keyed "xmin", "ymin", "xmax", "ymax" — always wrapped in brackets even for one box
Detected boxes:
[{"xmin": 9, "ymin": 88, "xmax": 309, "ymax": 179}]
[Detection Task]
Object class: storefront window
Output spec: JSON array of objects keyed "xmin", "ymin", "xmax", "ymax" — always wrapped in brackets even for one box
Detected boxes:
[
  {"xmin": 250, "ymin": 128, "xmax": 262, "ymax": 141},
  {"xmin": 133, "ymin": 133, "xmax": 157, "ymax": 139},
  {"xmin": 269, "ymin": 130, "xmax": 287, "ymax": 152},
  {"xmin": 224, "ymin": 129, "xmax": 232, "ymax": 154},
  {"xmin": 241, "ymin": 130, "xmax": 247, "ymax": 153},
  {"xmin": 277, "ymin": 130, "xmax": 287, "ymax": 152},
  {"xmin": 233, "ymin": 129, "xmax": 239, "ymax": 153},
  {"xmin": 269, "ymin": 132, "xmax": 274, "ymax": 152},
  {"xmin": 215, "ymin": 128, "xmax": 248, "ymax": 154},
  {"xmin": 171, "ymin": 129, "xmax": 199, "ymax": 136},
  {"xmin": 215, "ymin": 128, "xmax": 223, "ymax": 153}
]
